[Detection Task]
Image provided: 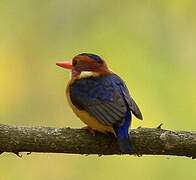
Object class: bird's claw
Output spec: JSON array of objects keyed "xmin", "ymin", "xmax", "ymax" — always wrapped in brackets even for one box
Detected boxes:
[{"xmin": 82, "ymin": 126, "xmax": 96, "ymax": 136}]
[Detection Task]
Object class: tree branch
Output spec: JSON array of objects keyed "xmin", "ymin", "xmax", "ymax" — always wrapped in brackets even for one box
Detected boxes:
[{"xmin": 0, "ymin": 123, "xmax": 195, "ymax": 158}]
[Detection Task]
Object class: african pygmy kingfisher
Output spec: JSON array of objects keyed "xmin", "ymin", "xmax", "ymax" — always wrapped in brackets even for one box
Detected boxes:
[{"xmin": 56, "ymin": 53, "xmax": 143, "ymax": 153}]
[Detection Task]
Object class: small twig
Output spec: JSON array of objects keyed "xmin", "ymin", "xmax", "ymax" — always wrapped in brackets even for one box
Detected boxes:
[
  {"xmin": 157, "ymin": 123, "xmax": 164, "ymax": 129},
  {"xmin": 13, "ymin": 152, "xmax": 22, "ymax": 158}
]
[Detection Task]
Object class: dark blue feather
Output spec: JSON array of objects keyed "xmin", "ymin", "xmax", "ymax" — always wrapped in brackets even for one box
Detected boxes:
[
  {"xmin": 70, "ymin": 74, "xmax": 142, "ymax": 152},
  {"xmin": 114, "ymin": 109, "xmax": 132, "ymax": 153}
]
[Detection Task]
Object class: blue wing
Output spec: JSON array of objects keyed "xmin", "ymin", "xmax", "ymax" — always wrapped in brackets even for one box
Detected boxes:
[{"xmin": 70, "ymin": 74, "xmax": 142, "ymax": 127}]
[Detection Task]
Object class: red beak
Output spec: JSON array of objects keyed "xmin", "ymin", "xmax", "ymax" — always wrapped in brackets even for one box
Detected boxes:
[{"xmin": 56, "ymin": 60, "xmax": 72, "ymax": 70}]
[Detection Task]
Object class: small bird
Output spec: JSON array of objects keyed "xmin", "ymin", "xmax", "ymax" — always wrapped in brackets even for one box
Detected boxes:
[{"xmin": 56, "ymin": 53, "xmax": 143, "ymax": 153}]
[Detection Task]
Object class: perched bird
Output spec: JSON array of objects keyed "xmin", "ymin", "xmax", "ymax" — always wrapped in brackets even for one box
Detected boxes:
[{"xmin": 56, "ymin": 53, "xmax": 143, "ymax": 153}]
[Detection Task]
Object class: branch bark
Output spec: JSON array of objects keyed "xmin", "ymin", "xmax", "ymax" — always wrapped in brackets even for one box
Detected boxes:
[{"xmin": 0, "ymin": 123, "xmax": 195, "ymax": 158}]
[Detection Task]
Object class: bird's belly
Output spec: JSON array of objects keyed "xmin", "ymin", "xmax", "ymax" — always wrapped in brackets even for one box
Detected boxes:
[
  {"xmin": 73, "ymin": 108, "xmax": 113, "ymax": 133},
  {"xmin": 66, "ymin": 84, "xmax": 113, "ymax": 133}
]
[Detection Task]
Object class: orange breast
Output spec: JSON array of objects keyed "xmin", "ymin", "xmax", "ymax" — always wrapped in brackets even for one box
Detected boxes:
[{"xmin": 66, "ymin": 81, "xmax": 114, "ymax": 134}]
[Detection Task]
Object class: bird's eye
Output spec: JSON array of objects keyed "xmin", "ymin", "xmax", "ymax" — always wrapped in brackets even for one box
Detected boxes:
[{"xmin": 72, "ymin": 60, "xmax": 77, "ymax": 66}]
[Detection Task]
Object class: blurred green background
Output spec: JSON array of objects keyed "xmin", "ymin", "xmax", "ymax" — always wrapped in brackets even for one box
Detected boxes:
[{"xmin": 0, "ymin": 0, "xmax": 196, "ymax": 180}]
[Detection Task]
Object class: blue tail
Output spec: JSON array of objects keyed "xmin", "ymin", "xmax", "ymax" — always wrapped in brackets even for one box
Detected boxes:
[{"xmin": 114, "ymin": 111, "xmax": 132, "ymax": 153}]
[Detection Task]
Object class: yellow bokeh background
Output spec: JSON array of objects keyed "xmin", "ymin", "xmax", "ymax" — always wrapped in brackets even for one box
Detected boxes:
[{"xmin": 0, "ymin": 1, "xmax": 196, "ymax": 180}]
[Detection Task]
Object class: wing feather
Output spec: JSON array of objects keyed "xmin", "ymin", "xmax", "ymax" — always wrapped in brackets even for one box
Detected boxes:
[
  {"xmin": 70, "ymin": 74, "xmax": 143, "ymax": 126},
  {"xmin": 120, "ymin": 83, "xmax": 143, "ymax": 120}
]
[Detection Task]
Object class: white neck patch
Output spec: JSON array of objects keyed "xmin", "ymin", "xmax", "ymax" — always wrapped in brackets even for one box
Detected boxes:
[{"xmin": 77, "ymin": 71, "xmax": 100, "ymax": 79}]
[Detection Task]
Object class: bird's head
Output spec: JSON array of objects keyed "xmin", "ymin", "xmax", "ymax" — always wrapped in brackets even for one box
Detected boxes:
[{"xmin": 56, "ymin": 53, "xmax": 111, "ymax": 79}]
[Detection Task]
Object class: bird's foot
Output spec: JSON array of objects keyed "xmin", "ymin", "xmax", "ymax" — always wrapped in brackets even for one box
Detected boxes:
[{"xmin": 82, "ymin": 126, "xmax": 96, "ymax": 136}]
